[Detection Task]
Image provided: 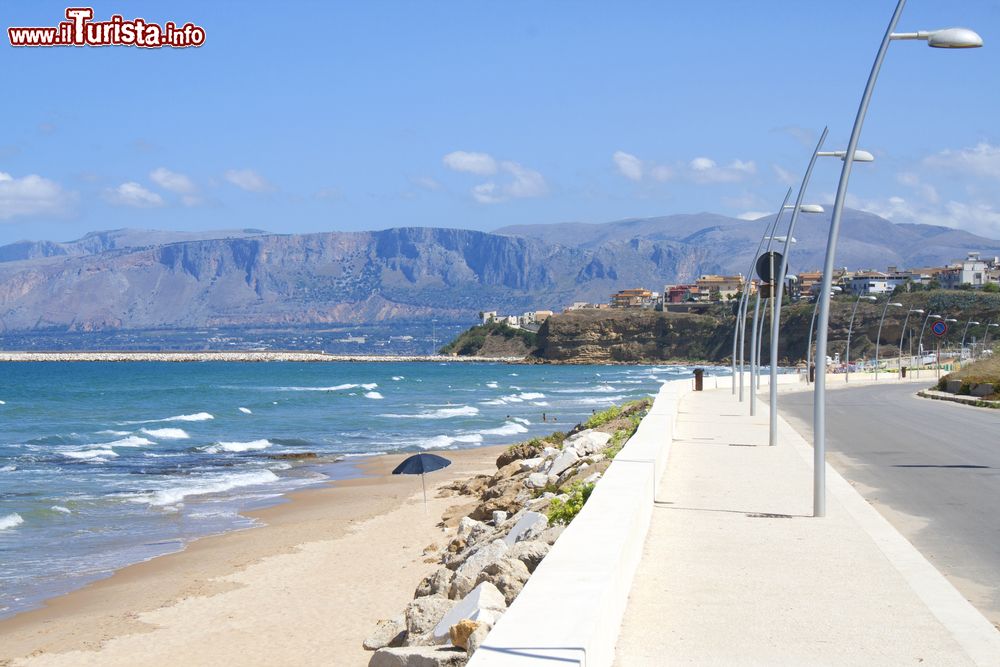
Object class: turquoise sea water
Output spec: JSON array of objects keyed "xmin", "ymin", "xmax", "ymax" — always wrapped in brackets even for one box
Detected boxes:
[{"xmin": 0, "ymin": 361, "xmax": 728, "ymax": 619}]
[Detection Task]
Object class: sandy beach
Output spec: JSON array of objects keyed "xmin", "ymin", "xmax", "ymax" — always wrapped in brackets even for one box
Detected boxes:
[{"xmin": 0, "ymin": 446, "xmax": 504, "ymax": 667}]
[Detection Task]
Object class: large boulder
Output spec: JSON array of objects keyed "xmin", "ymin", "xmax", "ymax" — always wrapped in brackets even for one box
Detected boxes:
[
  {"xmin": 509, "ymin": 540, "xmax": 550, "ymax": 573},
  {"xmin": 525, "ymin": 472, "xmax": 548, "ymax": 489},
  {"xmin": 405, "ymin": 596, "xmax": 456, "ymax": 638},
  {"xmin": 495, "ymin": 441, "xmax": 544, "ymax": 468},
  {"xmin": 449, "ymin": 619, "xmax": 482, "ymax": 651},
  {"xmin": 448, "ymin": 573, "xmax": 477, "ymax": 601},
  {"xmin": 432, "ymin": 582, "xmax": 507, "ymax": 644},
  {"xmin": 466, "ymin": 624, "xmax": 491, "ymax": 657},
  {"xmin": 475, "ymin": 558, "xmax": 531, "ymax": 605},
  {"xmin": 456, "ymin": 517, "xmax": 490, "ymax": 546},
  {"xmin": 565, "ymin": 429, "xmax": 612, "ymax": 456},
  {"xmin": 502, "ymin": 511, "xmax": 548, "ymax": 547},
  {"xmin": 368, "ymin": 646, "xmax": 468, "ymax": 667},
  {"xmin": 971, "ymin": 382, "xmax": 995, "ymax": 397},
  {"xmin": 364, "ymin": 615, "xmax": 406, "ymax": 651},
  {"xmin": 456, "ymin": 539, "xmax": 508, "ymax": 580},
  {"xmin": 534, "ymin": 524, "xmax": 566, "ymax": 546},
  {"xmin": 415, "ymin": 568, "xmax": 454, "ymax": 598},
  {"xmin": 548, "ymin": 449, "xmax": 580, "ymax": 478},
  {"xmin": 470, "ymin": 483, "xmax": 528, "ymax": 521}
]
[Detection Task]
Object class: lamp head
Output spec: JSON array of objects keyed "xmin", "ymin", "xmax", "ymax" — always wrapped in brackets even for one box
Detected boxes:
[
  {"xmin": 852, "ymin": 150, "xmax": 876, "ymax": 162},
  {"xmin": 799, "ymin": 204, "xmax": 825, "ymax": 214},
  {"xmin": 889, "ymin": 302, "xmax": 903, "ymax": 307},
  {"xmin": 970, "ymin": 321, "xmax": 981, "ymax": 325},
  {"xmin": 910, "ymin": 309, "xmax": 925, "ymax": 314},
  {"xmin": 945, "ymin": 318, "xmax": 959, "ymax": 322},
  {"xmin": 930, "ymin": 313, "xmax": 943, "ymax": 319},
  {"xmin": 861, "ymin": 295, "xmax": 877, "ymax": 301},
  {"xmin": 927, "ymin": 27, "xmax": 983, "ymax": 49}
]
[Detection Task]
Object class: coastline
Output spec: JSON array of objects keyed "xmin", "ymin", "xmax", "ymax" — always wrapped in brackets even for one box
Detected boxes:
[
  {"xmin": 0, "ymin": 445, "xmax": 505, "ymax": 667},
  {"xmin": 0, "ymin": 351, "xmax": 525, "ymax": 363}
]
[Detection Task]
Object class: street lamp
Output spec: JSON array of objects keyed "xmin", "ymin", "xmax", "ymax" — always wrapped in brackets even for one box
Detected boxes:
[
  {"xmin": 810, "ymin": 0, "xmax": 981, "ymax": 516},
  {"xmin": 806, "ymin": 286, "xmax": 841, "ymax": 385},
  {"xmin": 918, "ymin": 312, "xmax": 944, "ymax": 367},
  {"xmin": 960, "ymin": 319, "xmax": 981, "ymax": 359},
  {"xmin": 982, "ymin": 322, "xmax": 1000, "ymax": 358},
  {"xmin": 873, "ymin": 300, "xmax": 903, "ymax": 381},
  {"xmin": 939, "ymin": 317, "xmax": 959, "ymax": 377},
  {"xmin": 845, "ymin": 295, "xmax": 877, "ymax": 382},
  {"xmin": 898, "ymin": 308, "xmax": 923, "ymax": 377},
  {"xmin": 764, "ymin": 131, "xmax": 833, "ymax": 446},
  {"xmin": 757, "ymin": 235, "xmax": 800, "ymax": 394},
  {"xmin": 731, "ymin": 188, "xmax": 792, "ymax": 403}
]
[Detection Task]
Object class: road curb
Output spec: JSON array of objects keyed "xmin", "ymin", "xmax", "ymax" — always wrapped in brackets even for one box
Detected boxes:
[{"xmin": 917, "ymin": 389, "xmax": 1000, "ymax": 410}]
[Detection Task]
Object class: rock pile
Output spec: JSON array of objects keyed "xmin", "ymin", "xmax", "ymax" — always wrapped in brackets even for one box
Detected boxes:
[{"xmin": 364, "ymin": 400, "xmax": 651, "ymax": 666}]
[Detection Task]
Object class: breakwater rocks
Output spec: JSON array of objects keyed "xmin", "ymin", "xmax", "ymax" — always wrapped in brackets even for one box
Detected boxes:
[
  {"xmin": 363, "ymin": 400, "xmax": 650, "ymax": 666},
  {"xmin": 0, "ymin": 352, "xmax": 524, "ymax": 363}
]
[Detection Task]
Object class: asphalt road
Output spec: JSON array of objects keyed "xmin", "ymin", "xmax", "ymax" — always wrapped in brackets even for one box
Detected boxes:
[{"xmin": 776, "ymin": 383, "xmax": 1000, "ymax": 625}]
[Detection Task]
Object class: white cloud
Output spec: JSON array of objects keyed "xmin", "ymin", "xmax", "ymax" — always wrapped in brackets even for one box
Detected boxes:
[
  {"xmin": 150, "ymin": 167, "xmax": 201, "ymax": 206},
  {"xmin": 924, "ymin": 142, "xmax": 1000, "ymax": 180},
  {"xmin": 849, "ymin": 192, "xmax": 1000, "ymax": 239},
  {"xmin": 105, "ymin": 182, "xmax": 164, "ymax": 208},
  {"xmin": 412, "ymin": 176, "xmax": 442, "ymax": 191},
  {"xmin": 737, "ymin": 211, "xmax": 768, "ymax": 221},
  {"xmin": 501, "ymin": 161, "xmax": 547, "ymax": 199},
  {"xmin": 650, "ymin": 165, "xmax": 673, "ymax": 182},
  {"xmin": 443, "ymin": 151, "xmax": 498, "ymax": 175},
  {"xmin": 150, "ymin": 167, "xmax": 195, "ymax": 194},
  {"xmin": 612, "ymin": 151, "xmax": 643, "ymax": 181},
  {"xmin": 468, "ymin": 161, "xmax": 548, "ymax": 204},
  {"xmin": 224, "ymin": 168, "xmax": 273, "ymax": 192},
  {"xmin": 0, "ymin": 172, "xmax": 74, "ymax": 220},
  {"xmin": 688, "ymin": 158, "xmax": 756, "ymax": 184},
  {"xmin": 897, "ymin": 171, "xmax": 939, "ymax": 204}
]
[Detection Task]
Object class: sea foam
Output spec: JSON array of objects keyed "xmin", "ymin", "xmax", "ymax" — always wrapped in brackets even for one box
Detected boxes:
[
  {"xmin": 479, "ymin": 422, "xmax": 529, "ymax": 437},
  {"xmin": 140, "ymin": 470, "xmax": 281, "ymax": 507},
  {"xmin": 141, "ymin": 428, "xmax": 190, "ymax": 440},
  {"xmin": 0, "ymin": 513, "xmax": 24, "ymax": 530},
  {"xmin": 238, "ymin": 407, "xmax": 253, "ymax": 414},
  {"xmin": 206, "ymin": 439, "xmax": 272, "ymax": 453},
  {"xmin": 365, "ymin": 391, "xmax": 384, "ymax": 400},
  {"xmin": 63, "ymin": 448, "xmax": 118, "ymax": 460},
  {"xmin": 125, "ymin": 412, "xmax": 214, "ymax": 424},
  {"xmin": 383, "ymin": 405, "xmax": 479, "ymax": 419},
  {"xmin": 107, "ymin": 436, "xmax": 155, "ymax": 447},
  {"xmin": 416, "ymin": 433, "xmax": 483, "ymax": 449}
]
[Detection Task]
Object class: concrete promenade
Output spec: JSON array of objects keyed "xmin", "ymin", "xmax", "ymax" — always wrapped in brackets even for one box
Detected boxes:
[{"xmin": 615, "ymin": 383, "xmax": 1000, "ymax": 666}]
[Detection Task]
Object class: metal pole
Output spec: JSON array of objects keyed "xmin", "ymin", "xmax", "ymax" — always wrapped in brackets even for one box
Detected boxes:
[
  {"xmin": 757, "ymin": 297, "xmax": 768, "ymax": 390},
  {"xmin": 845, "ymin": 295, "xmax": 864, "ymax": 383},
  {"xmin": 960, "ymin": 320, "xmax": 973, "ymax": 359},
  {"xmin": 875, "ymin": 298, "xmax": 890, "ymax": 382},
  {"xmin": 750, "ymin": 290, "xmax": 761, "ymax": 416},
  {"xmin": 737, "ymin": 211, "xmax": 781, "ymax": 402},
  {"xmin": 813, "ymin": 0, "xmax": 907, "ymax": 517},
  {"xmin": 898, "ymin": 310, "xmax": 914, "ymax": 378},
  {"xmin": 918, "ymin": 313, "xmax": 935, "ymax": 368},
  {"xmin": 807, "ymin": 300, "xmax": 818, "ymax": 384},
  {"xmin": 769, "ymin": 128, "xmax": 828, "ymax": 446}
]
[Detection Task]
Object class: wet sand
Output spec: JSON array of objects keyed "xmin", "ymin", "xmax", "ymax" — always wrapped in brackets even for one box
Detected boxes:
[{"xmin": 0, "ymin": 446, "xmax": 503, "ymax": 667}]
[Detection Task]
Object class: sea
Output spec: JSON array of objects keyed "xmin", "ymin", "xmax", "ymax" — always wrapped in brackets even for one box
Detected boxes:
[{"xmin": 0, "ymin": 361, "xmax": 730, "ymax": 619}]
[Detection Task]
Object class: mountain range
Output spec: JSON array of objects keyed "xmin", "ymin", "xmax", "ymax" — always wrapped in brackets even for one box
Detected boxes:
[{"xmin": 0, "ymin": 210, "xmax": 997, "ymax": 333}]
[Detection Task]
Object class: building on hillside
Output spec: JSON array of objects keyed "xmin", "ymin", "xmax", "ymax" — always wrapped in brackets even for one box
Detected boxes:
[
  {"xmin": 939, "ymin": 252, "xmax": 995, "ymax": 289},
  {"xmin": 480, "ymin": 311, "xmax": 498, "ymax": 325},
  {"xmin": 694, "ymin": 274, "xmax": 745, "ymax": 300},
  {"xmin": 610, "ymin": 288, "xmax": 656, "ymax": 308},
  {"xmin": 847, "ymin": 271, "xmax": 892, "ymax": 295}
]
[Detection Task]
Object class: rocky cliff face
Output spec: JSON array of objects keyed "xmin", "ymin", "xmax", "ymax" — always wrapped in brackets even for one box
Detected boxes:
[{"xmin": 0, "ymin": 211, "xmax": 998, "ymax": 333}]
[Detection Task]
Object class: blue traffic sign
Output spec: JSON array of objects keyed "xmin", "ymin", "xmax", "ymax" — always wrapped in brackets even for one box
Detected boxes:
[{"xmin": 931, "ymin": 320, "xmax": 948, "ymax": 337}]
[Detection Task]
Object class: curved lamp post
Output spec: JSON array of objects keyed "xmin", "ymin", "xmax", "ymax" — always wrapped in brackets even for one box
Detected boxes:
[
  {"xmin": 810, "ymin": 1, "xmax": 981, "ymax": 516},
  {"xmin": 764, "ymin": 128, "xmax": 832, "ymax": 446},
  {"xmin": 982, "ymin": 322, "xmax": 1000, "ymax": 358},
  {"xmin": 960, "ymin": 319, "xmax": 981, "ymax": 359},
  {"xmin": 756, "ymin": 233, "xmax": 800, "ymax": 395},
  {"xmin": 938, "ymin": 317, "xmax": 959, "ymax": 377},
  {"xmin": 873, "ymin": 300, "xmax": 903, "ymax": 381},
  {"xmin": 918, "ymin": 312, "xmax": 944, "ymax": 369},
  {"xmin": 806, "ymin": 286, "xmax": 841, "ymax": 384},
  {"xmin": 732, "ymin": 188, "xmax": 792, "ymax": 400},
  {"xmin": 845, "ymin": 295, "xmax": 877, "ymax": 382},
  {"xmin": 898, "ymin": 308, "xmax": 923, "ymax": 377}
]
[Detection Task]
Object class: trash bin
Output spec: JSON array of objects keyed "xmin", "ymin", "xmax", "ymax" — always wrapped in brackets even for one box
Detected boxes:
[
  {"xmin": 693, "ymin": 368, "xmax": 704, "ymax": 391},
  {"xmin": 809, "ymin": 363, "xmax": 815, "ymax": 383},
  {"xmin": 901, "ymin": 366, "xmax": 907, "ymax": 378}
]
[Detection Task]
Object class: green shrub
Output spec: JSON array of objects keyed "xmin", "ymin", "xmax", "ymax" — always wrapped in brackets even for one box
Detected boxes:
[
  {"xmin": 547, "ymin": 482, "xmax": 596, "ymax": 525},
  {"xmin": 959, "ymin": 382, "xmax": 972, "ymax": 396},
  {"xmin": 582, "ymin": 405, "xmax": 622, "ymax": 429}
]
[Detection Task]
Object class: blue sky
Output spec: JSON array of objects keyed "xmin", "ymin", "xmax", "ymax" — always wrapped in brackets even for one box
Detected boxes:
[{"xmin": 1, "ymin": 1, "xmax": 999, "ymax": 245}]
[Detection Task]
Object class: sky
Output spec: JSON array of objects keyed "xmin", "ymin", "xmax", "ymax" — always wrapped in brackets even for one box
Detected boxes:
[{"xmin": 1, "ymin": 1, "xmax": 1000, "ymax": 246}]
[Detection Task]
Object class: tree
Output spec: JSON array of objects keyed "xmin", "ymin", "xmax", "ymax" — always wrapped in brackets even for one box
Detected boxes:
[
  {"xmin": 983, "ymin": 282, "xmax": 1000, "ymax": 293},
  {"xmin": 925, "ymin": 278, "xmax": 941, "ymax": 291}
]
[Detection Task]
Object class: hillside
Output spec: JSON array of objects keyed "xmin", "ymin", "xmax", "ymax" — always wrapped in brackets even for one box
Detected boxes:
[
  {"xmin": 442, "ymin": 291, "xmax": 1000, "ymax": 365},
  {"xmin": 0, "ymin": 210, "xmax": 998, "ymax": 333}
]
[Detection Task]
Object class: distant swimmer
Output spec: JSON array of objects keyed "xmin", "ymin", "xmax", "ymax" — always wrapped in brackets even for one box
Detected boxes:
[{"xmin": 542, "ymin": 412, "xmax": 547, "ymax": 422}]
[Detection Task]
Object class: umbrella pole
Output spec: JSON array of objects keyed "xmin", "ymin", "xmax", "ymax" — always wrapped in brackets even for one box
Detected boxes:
[{"xmin": 421, "ymin": 472, "xmax": 427, "ymax": 513}]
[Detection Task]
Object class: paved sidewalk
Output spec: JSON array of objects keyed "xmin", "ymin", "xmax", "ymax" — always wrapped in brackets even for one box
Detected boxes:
[{"xmin": 614, "ymin": 386, "xmax": 1000, "ymax": 666}]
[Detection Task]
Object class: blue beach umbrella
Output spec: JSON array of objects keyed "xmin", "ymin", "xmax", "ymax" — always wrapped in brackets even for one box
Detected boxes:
[{"xmin": 392, "ymin": 453, "xmax": 452, "ymax": 506}]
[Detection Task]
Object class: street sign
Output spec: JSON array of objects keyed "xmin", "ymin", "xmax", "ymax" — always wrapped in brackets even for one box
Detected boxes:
[
  {"xmin": 931, "ymin": 320, "xmax": 948, "ymax": 337},
  {"xmin": 755, "ymin": 251, "xmax": 783, "ymax": 282}
]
